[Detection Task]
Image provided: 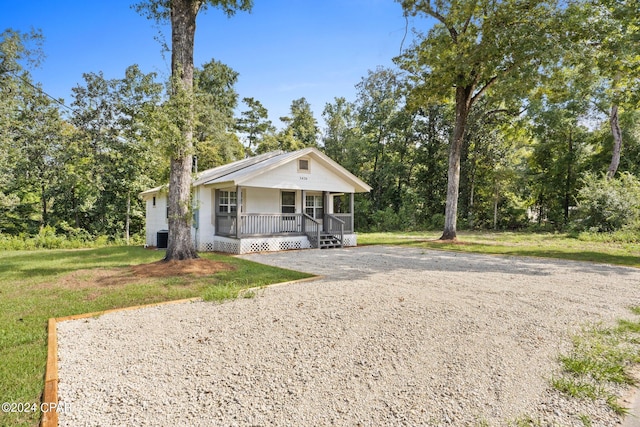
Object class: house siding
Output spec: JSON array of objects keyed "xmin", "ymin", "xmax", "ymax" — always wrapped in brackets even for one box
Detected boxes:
[
  {"xmin": 245, "ymin": 187, "xmax": 279, "ymax": 213},
  {"xmin": 144, "ymin": 194, "xmax": 168, "ymax": 247},
  {"xmin": 141, "ymin": 148, "xmax": 370, "ymax": 252},
  {"xmin": 240, "ymin": 158, "xmax": 356, "ymax": 193}
]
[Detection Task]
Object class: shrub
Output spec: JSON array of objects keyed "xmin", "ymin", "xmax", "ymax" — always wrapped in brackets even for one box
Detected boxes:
[{"xmin": 572, "ymin": 173, "xmax": 640, "ymax": 233}]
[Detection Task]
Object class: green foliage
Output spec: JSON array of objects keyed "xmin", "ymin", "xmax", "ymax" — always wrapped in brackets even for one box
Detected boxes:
[
  {"xmin": 236, "ymin": 97, "xmax": 274, "ymax": 155},
  {"xmin": 68, "ymin": 65, "xmax": 163, "ymax": 238},
  {"xmin": 552, "ymin": 309, "xmax": 640, "ymax": 415},
  {"xmin": 133, "ymin": 0, "xmax": 253, "ymax": 22},
  {"xmin": 193, "ymin": 58, "xmax": 245, "ymax": 169},
  {"xmin": 572, "ymin": 173, "xmax": 640, "ymax": 232},
  {"xmin": 525, "ymin": 99, "xmax": 593, "ymax": 229},
  {"xmin": 394, "ymin": 0, "xmax": 567, "ymax": 237},
  {"xmin": 3, "ymin": 0, "xmax": 640, "ymax": 243}
]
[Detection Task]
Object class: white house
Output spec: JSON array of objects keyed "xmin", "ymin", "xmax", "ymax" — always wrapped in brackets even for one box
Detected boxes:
[{"xmin": 140, "ymin": 147, "xmax": 371, "ymax": 254}]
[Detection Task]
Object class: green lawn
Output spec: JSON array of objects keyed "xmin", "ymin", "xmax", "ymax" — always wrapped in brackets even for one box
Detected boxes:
[
  {"xmin": 358, "ymin": 231, "xmax": 640, "ymax": 268},
  {"xmin": 0, "ymin": 246, "xmax": 311, "ymax": 427}
]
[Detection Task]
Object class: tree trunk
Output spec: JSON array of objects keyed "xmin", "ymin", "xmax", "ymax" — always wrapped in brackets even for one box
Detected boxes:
[
  {"xmin": 72, "ymin": 186, "xmax": 80, "ymax": 228},
  {"xmin": 493, "ymin": 182, "xmax": 498, "ymax": 231},
  {"xmin": 607, "ymin": 104, "xmax": 622, "ymax": 180},
  {"xmin": 125, "ymin": 193, "xmax": 130, "ymax": 246},
  {"xmin": 468, "ymin": 161, "xmax": 475, "ymax": 228},
  {"xmin": 563, "ymin": 128, "xmax": 573, "ymax": 226},
  {"xmin": 41, "ymin": 182, "xmax": 47, "ymax": 227},
  {"xmin": 165, "ymin": 0, "xmax": 200, "ymax": 261},
  {"xmin": 440, "ymin": 86, "xmax": 472, "ymax": 240}
]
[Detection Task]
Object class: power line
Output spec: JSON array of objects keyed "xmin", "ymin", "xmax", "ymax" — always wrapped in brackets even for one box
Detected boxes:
[{"xmin": 8, "ymin": 70, "xmax": 75, "ymax": 113}]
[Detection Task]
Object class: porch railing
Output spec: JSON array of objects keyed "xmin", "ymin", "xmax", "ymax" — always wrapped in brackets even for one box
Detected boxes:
[
  {"xmin": 216, "ymin": 214, "xmax": 237, "ymax": 237},
  {"xmin": 331, "ymin": 213, "xmax": 353, "ymax": 233},
  {"xmin": 215, "ymin": 212, "xmax": 354, "ymax": 240},
  {"xmin": 303, "ymin": 214, "xmax": 321, "ymax": 248},
  {"xmin": 324, "ymin": 213, "xmax": 345, "ymax": 246},
  {"xmin": 216, "ymin": 213, "xmax": 304, "ymax": 237}
]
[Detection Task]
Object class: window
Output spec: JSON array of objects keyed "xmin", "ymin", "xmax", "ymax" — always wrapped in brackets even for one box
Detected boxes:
[
  {"xmin": 152, "ymin": 196, "xmax": 156, "ymax": 207},
  {"xmin": 219, "ymin": 190, "xmax": 237, "ymax": 214},
  {"xmin": 281, "ymin": 191, "xmax": 296, "ymax": 214},
  {"xmin": 298, "ymin": 158, "xmax": 310, "ymax": 173},
  {"xmin": 305, "ymin": 194, "xmax": 323, "ymax": 219}
]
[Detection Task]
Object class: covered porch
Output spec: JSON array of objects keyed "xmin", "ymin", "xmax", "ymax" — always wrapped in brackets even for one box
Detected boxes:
[{"xmin": 213, "ymin": 187, "xmax": 356, "ymax": 250}]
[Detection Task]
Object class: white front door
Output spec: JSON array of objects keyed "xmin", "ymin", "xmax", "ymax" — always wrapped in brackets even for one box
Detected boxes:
[{"xmin": 305, "ymin": 193, "xmax": 324, "ymax": 229}]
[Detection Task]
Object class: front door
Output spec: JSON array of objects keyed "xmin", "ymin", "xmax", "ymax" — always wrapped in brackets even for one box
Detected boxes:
[{"xmin": 305, "ymin": 193, "xmax": 324, "ymax": 229}]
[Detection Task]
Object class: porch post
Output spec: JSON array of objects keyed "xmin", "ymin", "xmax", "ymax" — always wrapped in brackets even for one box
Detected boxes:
[
  {"xmin": 214, "ymin": 189, "xmax": 219, "ymax": 236},
  {"xmin": 301, "ymin": 190, "xmax": 306, "ymax": 233},
  {"xmin": 350, "ymin": 192, "xmax": 354, "ymax": 233},
  {"xmin": 236, "ymin": 185, "xmax": 242, "ymax": 238},
  {"xmin": 323, "ymin": 191, "xmax": 328, "ymax": 232}
]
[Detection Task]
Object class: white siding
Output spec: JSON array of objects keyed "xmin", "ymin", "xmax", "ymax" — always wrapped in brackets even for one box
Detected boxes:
[
  {"xmin": 245, "ymin": 187, "xmax": 280, "ymax": 213},
  {"xmin": 192, "ymin": 186, "xmax": 215, "ymax": 250},
  {"xmin": 241, "ymin": 158, "xmax": 356, "ymax": 193},
  {"xmin": 144, "ymin": 194, "xmax": 168, "ymax": 247}
]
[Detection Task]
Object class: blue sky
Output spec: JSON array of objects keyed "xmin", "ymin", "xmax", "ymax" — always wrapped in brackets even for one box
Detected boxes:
[{"xmin": 3, "ymin": 0, "xmax": 421, "ymax": 128}]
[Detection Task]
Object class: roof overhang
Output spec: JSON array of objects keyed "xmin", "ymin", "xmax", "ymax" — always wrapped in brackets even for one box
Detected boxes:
[{"xmin": 201, "ymin": 148, "xmax": 372, "ymax": 193}]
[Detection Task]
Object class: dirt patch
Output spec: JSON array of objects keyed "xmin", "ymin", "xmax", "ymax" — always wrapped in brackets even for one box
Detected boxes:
[
  {"xmin": 130, "ymin": 258, "xmax": 234, "ymax": 278},
  {"xmin": 40, "ymin": 259, "xmax": 234, "ymax": 290}
]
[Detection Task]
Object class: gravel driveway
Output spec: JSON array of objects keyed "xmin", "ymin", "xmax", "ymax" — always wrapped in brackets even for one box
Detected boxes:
[{"xmin": 57, "ymin": 246, "xmax": 640, "ymax": 426}]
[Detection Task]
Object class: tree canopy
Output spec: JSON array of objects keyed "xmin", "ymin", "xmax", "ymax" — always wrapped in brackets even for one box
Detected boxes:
[{"xmin": 2, "ymin": 0, "xmax": 640, "ymax": 247}]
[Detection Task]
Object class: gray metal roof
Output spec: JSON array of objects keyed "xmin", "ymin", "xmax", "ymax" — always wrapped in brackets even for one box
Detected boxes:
[{"xmin": 140, "ymin": 148, "xmax": 371, "ymax": 197}]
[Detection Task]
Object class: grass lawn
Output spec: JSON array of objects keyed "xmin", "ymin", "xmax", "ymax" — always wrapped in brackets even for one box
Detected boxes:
[
  {"xmin": 358, "ymin": 231, "xmax": 640, "ymax": 268},
  {"xmin": 0, "ymin": 246, "xmax": 311, "ymax": 427}
]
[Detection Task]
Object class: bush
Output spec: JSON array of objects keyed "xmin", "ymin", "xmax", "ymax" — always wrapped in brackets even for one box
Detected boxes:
[
  {"xmin": 572, "ymin": 173, "xmax": 640, "ymax": 233},
  {"xmin": 576, "ymin": 229, "xmax": 640, "ymax": 244},
  {"xmin": 429, "ymin": 213, "xmax": 445, "ymax": 230},
  {"xmin": 0, "ymin": 227, "xmax": 138, "ymax": 251}
]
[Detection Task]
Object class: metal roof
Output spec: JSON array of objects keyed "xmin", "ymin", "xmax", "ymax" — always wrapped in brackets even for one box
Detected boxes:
[{"xmin": 139, "ymin": 148, "xmax": 371, "ymax": 197}]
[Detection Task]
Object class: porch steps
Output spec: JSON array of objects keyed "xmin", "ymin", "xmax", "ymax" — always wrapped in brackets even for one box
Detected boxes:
[{"xmin": 318, "ymin": 233, "xmax": 342, "ymax": 249}]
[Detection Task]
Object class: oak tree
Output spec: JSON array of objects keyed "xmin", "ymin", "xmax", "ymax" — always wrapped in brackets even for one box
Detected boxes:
[
  {"xmin": 134, "ymin": 0, "xmax": 252, "ymax": 260},
  {"xmin": 396, "ymin": 0, "xmax": 562, "ymax": 239}
]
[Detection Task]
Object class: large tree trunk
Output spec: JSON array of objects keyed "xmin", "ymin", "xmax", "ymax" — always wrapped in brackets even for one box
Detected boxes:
[
  {"xmin": 564, "ymin": 128, "xmax": 573, "ymax": 226},
  {"xmin": 607, "ymin": 104, "xmax": 622, "ymax": 180},
  {"xmin": 125, "ymin": 192, "xmax": 130, "ymax": 246},
  {"xmin": 165, "ymin": 0, "xmax": 200, "ymax": 261},
  {"xmin": 440, "ymin": 86, "xmax": 472, "ymax": 240},
  {"xmin": 41, "ymin": 182, "xmax": 47, "ymax": 227}
]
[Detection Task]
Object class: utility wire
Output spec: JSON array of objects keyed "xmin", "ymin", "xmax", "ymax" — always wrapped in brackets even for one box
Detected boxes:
[{"xmin": 8, "ymin": 70, "xmax": 75, "ymax": 113}]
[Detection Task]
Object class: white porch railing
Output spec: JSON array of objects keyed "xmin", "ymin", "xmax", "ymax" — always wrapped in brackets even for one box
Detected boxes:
[
  {"xmin": 215, "ymin": 212, "xmax": 354, "ymax": 239},
  {"xmin": 216, "ymin": 213, "xmax": 304, "ymax": 237}
]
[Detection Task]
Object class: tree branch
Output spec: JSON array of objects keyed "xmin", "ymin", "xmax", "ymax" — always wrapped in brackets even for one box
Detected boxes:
[
  {"xmin": 470, "ymin": 61, "xmax": 517, "ymax": 107},
  {"xmin": 418, "ymin": 0, "xmax": 458, "ymax": 42}
]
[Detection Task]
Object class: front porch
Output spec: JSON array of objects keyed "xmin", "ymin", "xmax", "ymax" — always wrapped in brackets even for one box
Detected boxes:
[
  {"xmin": 210, "ymin": 231, "xmax": 359, "ymax": 254},
  {"xmin": 214, "ymin": 212, "xmax": 354, "ymax": 251},
  {"xmin": 200, "ymin": 186, "xmax": 357, "ymax": 254}
]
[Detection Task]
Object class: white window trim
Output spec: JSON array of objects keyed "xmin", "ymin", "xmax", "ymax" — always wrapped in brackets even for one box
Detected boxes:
[
  {"xmin": 305, "ymin": 193, "xmax": 323, "ymax": 219},
  {"xmin": 297, "ymin": 157, "xmax": 310, "ymax": 173}
]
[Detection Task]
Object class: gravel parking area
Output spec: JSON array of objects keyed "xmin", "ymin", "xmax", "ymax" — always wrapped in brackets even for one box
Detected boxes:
[{"xmin": 57, "ymin": 246, "xmax": 640, "ymax": 426}]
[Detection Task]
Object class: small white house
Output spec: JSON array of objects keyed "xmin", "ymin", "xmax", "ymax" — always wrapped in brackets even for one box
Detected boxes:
[{"xmin": 140, "ymin": 147, "xmax": 371, "ymax": 254}]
